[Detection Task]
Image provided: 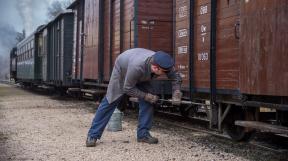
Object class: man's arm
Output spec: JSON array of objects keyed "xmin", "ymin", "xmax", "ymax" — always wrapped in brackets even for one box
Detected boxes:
[
  {"xmin": 123, "ymin": 66, "xmax": 146, "ymax": 99},
  {"xmin": 166, "ymin": 67, "xmax": 183, "ymax": 105},
  {"xmin": 166, "ymin": 67, "xmax": 182, "ymax": 91}
]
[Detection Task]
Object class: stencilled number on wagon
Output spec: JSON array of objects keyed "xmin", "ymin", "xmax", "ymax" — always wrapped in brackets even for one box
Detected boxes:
[
  {"xmin": 177, "ymin": 64, "xmax": 188, "ymax": 70},
  {"xmin": 201, "ymin": 25, "xmax": 207, "ymax": 33},
  {"xmin": 178, "ymin": 29, "xmax": 188, "ymax": 38},
  {"xmin": 178, "ymin": 46, "xmax": 188, "ymax": 54},
  {"xmin": 180, "ymin": 73, "xmax": 187, "ymax": 79},
  {"xmin": 179, "ymin": 6, "xmax": 187, "ymax": 18},
  {"xmin": 200, "ymin": 5, "xmax": 208, "ymax": 15},
  {"xmin": 198, "ymin": 52, "xmax": 209, "ymax": 61},
  {"xmin": 200, "ymin": 24, "xmax": 207, "ymax": 43}
]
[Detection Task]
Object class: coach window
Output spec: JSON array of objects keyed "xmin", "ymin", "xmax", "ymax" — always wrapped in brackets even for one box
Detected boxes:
[{"xmin": 24, "ymin": 46, "xmax": 26, "ymax": 56}]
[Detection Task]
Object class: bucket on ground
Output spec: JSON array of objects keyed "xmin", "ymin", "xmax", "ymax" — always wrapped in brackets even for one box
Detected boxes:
[{"xmin": 107, "ymin": 108, "xmax": 123, "ymax": 132}]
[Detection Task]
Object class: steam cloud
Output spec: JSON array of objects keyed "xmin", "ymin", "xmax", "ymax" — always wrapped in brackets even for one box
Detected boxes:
[
  {"xmin": 16, "ymin": 0, "xmax": 33, "ymax": 35},
  {"xmin": 0, "ymin": 24, "xmax": 18, "ymax": 79}
]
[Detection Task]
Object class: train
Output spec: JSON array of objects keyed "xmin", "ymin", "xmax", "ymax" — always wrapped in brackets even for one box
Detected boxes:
[{"xmin": 10, "ymin": 0, "xmax": 288, "ymax": 141}]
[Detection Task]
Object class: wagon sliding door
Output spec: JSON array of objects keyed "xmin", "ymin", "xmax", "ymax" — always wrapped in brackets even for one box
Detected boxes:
[
  {"xmin": 240, "ymin": 0, "xmax": 288, "ymax": 96},
  {"xmin": 83, "ymin": 0, "xmax": 101, "ymax": 81}
]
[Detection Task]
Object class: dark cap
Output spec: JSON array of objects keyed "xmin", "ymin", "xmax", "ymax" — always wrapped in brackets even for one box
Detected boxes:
[{"xmin": 152, "ymin": 51, "xmax": 174, "ymax": 70}]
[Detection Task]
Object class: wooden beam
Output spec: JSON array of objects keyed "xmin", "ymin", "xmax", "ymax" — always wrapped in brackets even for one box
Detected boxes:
[{"xmin": 235, "ymin": 121, "xmax": 288, "ymax": 134}]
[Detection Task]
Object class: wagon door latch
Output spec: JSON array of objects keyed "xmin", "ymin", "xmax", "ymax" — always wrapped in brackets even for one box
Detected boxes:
[{"xmin": 234, "ymin": 20, "xmax": 240, "ymax": 39}]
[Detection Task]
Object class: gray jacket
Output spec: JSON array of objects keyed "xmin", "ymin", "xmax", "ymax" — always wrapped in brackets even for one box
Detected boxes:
[{"xmin": 106, "ymin": 48, "xmax": 182, "ymax": 103}]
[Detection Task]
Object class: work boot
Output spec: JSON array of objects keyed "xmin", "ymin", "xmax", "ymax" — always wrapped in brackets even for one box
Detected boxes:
[
  {"xmin": 86, "ymin": 137, "xmax": 97, "ymax": 147},
  {"xmin": 137, "ymin": 135, "xmax": 159, "ymax": 144}
]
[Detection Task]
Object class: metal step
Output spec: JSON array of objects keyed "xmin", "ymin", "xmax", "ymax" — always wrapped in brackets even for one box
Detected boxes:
[
  {"xmin": 235, "ymin": 121, "xmax": 288, "ymax": 134},
  {"xmin": 67, "ymin": 88, "xmax": 81, "ymax": 92},
  {"xmin": 80, "ymin": 89, "xmax": 106, "ymax": 95}
]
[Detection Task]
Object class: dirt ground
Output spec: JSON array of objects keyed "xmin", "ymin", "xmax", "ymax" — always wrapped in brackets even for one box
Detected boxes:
[{"xmin": 0, "ymin": 83, "xmax": 286, "ymax": 161}]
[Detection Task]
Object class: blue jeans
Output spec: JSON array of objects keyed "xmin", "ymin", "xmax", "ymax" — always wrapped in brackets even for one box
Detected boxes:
[{"xmin": 87, "ymin": 96, "xmax": 154, "ymax": 139}]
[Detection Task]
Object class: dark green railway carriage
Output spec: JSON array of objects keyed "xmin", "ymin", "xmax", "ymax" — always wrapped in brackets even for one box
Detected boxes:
[
  {"xmin": 46, "ymin": 12, "xmax": 75, "ymax": 87},
  {"xmin": 16, "ymin": 26, "xmax": 45, "ymax": 84}
]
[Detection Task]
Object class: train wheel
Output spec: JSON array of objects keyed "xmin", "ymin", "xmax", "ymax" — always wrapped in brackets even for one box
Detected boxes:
[{"xmin": 224, "ymin": 105, "xmax": 255, "ymax": 141}]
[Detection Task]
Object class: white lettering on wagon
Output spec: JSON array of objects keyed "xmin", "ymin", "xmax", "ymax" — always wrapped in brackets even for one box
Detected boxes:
[
  {"xmin": 200, "ymin": 24, "xmax": 207, "ymax": 43},
  {"xmin": 180, "ymin": 73, "xmax": 187, "ymax": 79},
  {"xmin": 177, "ymin": 64, "xmax": 189, "ymax": 70},
  {"xmin": 179, "ymin": 6, "xmax": 187, "ymax": 18},
  {"xmin": 201, "ymin": 25, "xmax": 207, "ymax": 33},
  {"xmin": 178, "ymin": 46, "xmax": 188, "ymax": 54},
  {"xmin": 200, "ymin": 5, "xmax": 208, "ymax": 15},
  {"xmin": 178, "ymin": 29, "xmax": 188, "ymax": 38},
  {"xmin": 198, "ymin": 52, "xmax": 209, "ymax": 61}
]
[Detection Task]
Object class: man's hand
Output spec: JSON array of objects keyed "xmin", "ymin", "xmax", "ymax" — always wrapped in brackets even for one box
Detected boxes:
[
  {"xmin": 172, "ymin": 90, "xmax": 182, "ymax": 106},
  {"xmin": 144, "ymin": 93, "xmax": 159, "ymax": 104}
]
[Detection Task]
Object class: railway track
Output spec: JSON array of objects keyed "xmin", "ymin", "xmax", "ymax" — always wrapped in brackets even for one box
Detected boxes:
[{"xmin": 152, "ymin": 110, "xmax": 288, "ymax": 154}]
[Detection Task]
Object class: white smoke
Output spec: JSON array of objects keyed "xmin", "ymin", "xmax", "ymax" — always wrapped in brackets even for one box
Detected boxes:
[
  {"xmin": 0, "ymin": 24, "xmax": 18, "ymax": 79},
  {"xmin": 16, "ymin": 0, "xmax": 33, "ymax": 35},
  {"xmin": 0, "ymin": 0, "xmax": 71, "ymax": 79}
]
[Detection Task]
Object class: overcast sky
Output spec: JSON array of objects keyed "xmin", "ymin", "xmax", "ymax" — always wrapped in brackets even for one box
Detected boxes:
[
  {"xmin": 0, "ymin": 0, "xmax": 61, "ymax": 35},
  {"xmin": 0, "ymin": 0, "xmax": 68, "ymax": 78}
]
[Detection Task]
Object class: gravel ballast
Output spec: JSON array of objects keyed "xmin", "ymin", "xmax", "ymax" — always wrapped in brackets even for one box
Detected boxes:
[{"xmin": 0, "ymin": 84, "xmax": 285, "ymax": 161}]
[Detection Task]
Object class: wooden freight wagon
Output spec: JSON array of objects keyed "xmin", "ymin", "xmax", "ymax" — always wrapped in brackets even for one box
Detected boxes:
[
  {"xmin": 82, "ymin": 0, "xmax": 174, "ymax": 84},
  {"xmin": 174, "ymin": 0, "xmax": 288, "ymax": 140},
  {"xmin": 175, "ymin": 0, "xmax": 240, "ymax": 96}
]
